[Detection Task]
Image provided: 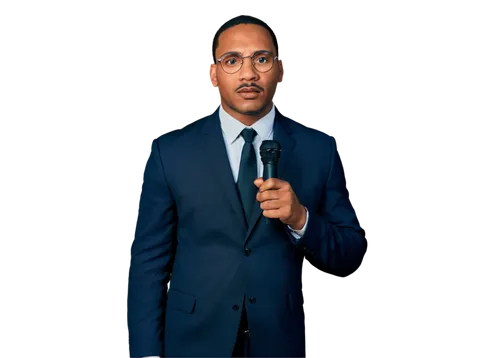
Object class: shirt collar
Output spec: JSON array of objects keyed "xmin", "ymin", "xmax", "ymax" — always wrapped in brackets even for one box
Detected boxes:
[{"xmin": 219, "ymin": 103, "xmax": 275, "ymax": 144}]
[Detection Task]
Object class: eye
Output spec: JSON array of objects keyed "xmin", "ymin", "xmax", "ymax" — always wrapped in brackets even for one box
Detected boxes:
[
  {"xmin": 223, "ymin": 55, "xmax": 240, "ymax": 66},
  {"xmin": 253, "ymin": 52, "xmax": 272, "ymax": 65}
]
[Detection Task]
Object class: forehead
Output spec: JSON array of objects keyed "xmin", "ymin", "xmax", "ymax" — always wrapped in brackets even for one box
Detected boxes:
[{"xmin": 216, "ymin": 24, "xmax": 275, "ymax": 57}]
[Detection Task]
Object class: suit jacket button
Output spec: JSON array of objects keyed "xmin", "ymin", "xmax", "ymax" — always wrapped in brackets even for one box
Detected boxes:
[
  {"xmin": 244, "ymin": 247, "xmax": 252, "ymax": 256},
  {"xmin": 232, "ymin": 304, "xmax": 239, "ymax": 311},
  {"xmin": 248, "ymin": 297, "xmax": 256, "ymax": 304}
]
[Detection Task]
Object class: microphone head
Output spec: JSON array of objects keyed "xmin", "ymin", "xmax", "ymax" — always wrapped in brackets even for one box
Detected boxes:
[{"xmin": 260, "ymin": 140, "xmax": 281, "ymax": 164}]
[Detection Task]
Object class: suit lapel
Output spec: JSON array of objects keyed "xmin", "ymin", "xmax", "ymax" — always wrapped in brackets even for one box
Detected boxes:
[
  {"xmin": 244, "ymin": 106, "xmax": 296, "ymax": 243},
  {"xmin": 201, "ymin": 108, "xmax": 247, "ymax": 231}
]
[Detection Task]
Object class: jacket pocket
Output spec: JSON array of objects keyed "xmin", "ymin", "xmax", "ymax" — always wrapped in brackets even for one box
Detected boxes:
[{"xmin": 167, "ymin": 288, "xmax": 197, "ymax": 314}]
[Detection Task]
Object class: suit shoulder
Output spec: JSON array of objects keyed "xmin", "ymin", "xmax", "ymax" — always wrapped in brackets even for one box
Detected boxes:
[
  {"xmin": 154, "ymin": 113, "xmax": 212, "ymax": 149},
  {"xmin": 280, "ymin": 112, "xmax": 335, "ymax": 144}
]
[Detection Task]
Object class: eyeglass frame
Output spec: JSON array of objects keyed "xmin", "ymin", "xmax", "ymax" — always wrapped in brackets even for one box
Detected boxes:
[{"xmin": 215, "ymin": 50, "xmax": 279, "ymax": 74}]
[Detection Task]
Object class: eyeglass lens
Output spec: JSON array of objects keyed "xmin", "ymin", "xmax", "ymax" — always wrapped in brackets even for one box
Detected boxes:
[{"xmin": 221, "ymin": 52, "xmax": 275, "ymax": 73}]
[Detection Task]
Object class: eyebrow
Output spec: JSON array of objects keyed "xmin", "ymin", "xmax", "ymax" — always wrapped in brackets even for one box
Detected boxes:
[{"xmin": 219, "ymin": 49, "xmax": 273, "ymax": 58}]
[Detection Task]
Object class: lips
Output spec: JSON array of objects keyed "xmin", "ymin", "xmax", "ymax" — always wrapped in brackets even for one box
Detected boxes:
[
  {"xmin": 237, "ymin": 87, "xmax": 261, "ymax": 99},
  {"xmin": 237, "ymin": 87, "xmax": 260, "ymax": 93},
  {"xmin": 238, "ymin": 90, "xmax": 260, "ymax": 99}
]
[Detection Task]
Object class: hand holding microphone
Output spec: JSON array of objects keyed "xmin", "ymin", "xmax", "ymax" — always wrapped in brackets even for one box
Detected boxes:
[{"xmin": 254, "ymin": 140, "xmax": 307, "ymax": 229}]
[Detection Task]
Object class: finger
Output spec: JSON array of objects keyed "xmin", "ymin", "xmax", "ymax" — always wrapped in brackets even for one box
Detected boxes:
[
  {"xmin": 256, "ymin": 189, "xmax": 281, "ymax": 202},
  {"xmin": 259, "ymin": 178, "xmax": 287, "ymax": 192},
  {"xmin": 254, "ymin": 177, "xmax": 264, "ymax": 187},
  {"xmin": 262, "ymin": 208, "xmax": 282, "ymax": 219},
  {"xmin": 260, "ymin": 198, "xmax": 283, "ymax": 210}
]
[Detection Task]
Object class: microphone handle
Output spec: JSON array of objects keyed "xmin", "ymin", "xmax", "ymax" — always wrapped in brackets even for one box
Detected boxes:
[
  {"xmin": 263, "ymin": 163, "xmax": 278, "ymax": 181},
  {"xmin": 262, "ymin": 163, "xmax": 278, "ymax": 224}
]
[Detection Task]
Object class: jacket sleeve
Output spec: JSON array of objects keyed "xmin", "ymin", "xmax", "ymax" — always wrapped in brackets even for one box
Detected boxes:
[
  {"xmin": 127, "ymin": 138, "xmax": 177, "ymax": 357},
  {"xmin": 287, "ymin": 136, "xmax": 367, "ymax": 277}
]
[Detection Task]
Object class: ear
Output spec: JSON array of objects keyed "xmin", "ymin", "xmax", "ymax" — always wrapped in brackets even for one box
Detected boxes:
[
  {"xmin": 278, "ymin": 58, "xmax": 286, "ymax": 86},
  {"xmin": 210, "ymin": 64, "xmax": 218, "ymax": 87}
]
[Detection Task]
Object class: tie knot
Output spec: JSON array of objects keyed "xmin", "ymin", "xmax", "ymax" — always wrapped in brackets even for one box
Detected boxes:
[{"xmin": 240, "ymin": 128, "xmax": 257, "ymax": 143}]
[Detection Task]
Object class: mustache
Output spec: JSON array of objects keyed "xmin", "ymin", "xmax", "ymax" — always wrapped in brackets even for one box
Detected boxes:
[{"xmin": 236, "ymin": 83, "xmax": 264, "ymax": 92}]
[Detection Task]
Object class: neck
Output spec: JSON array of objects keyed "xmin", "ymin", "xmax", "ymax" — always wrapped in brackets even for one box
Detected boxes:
[{"xmin": 221, "ymin": 101, "xmax": 273, "ymax": 126}]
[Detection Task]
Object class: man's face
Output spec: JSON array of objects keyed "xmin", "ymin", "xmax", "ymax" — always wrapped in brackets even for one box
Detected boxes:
[{"xmin": 210, "ymin": 24, "xmax": 283, "ymax": 118}]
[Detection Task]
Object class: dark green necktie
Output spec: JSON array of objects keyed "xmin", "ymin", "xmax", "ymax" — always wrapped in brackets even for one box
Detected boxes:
[{"xmin": 237, "ymin": 128, "xmax": 258, "ymax": 225}]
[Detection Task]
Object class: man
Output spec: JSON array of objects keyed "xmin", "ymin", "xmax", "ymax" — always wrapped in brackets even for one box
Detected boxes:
[{"xmin": 127, "ymin": 15, "xmax": 367, "ymax": 358}]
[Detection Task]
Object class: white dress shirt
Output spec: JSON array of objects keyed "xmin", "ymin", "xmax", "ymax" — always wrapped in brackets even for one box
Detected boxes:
[{"xmin": 141, "ymin": 104, "xmax": 308, "ymax": 358}]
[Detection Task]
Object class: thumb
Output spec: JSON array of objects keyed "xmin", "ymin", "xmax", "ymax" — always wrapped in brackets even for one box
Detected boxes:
[{"xmin": 254, "ymin": 177, "xmax": 264, "ymax": 187}]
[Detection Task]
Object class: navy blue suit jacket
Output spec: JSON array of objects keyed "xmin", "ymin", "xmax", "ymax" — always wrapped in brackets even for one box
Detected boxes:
[{"xmin": 127, "ymin": 106, "xmax": 367, "ymax": 357}]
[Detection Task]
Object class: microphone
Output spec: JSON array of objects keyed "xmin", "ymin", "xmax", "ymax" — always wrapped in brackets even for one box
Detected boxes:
[{"xmin": 259, "ymin": 140, "xmax": 282, "ymax": 224}]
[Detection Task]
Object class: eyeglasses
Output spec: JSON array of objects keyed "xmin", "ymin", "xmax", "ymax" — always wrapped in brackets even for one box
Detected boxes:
[{"xmin": 216, "ymin": 51, "xmax": 278, "ymax": 74}]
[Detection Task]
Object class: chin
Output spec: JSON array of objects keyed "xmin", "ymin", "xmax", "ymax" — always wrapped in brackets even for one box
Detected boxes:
[{"xmin": 235, "ymin": 101, "xmax": 267, "ymax": 115}]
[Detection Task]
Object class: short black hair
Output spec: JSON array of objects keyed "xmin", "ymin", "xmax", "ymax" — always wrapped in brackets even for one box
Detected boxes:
[{"xmin": 212, "ymin": 15, "xmax": 279, "ymax": 64}]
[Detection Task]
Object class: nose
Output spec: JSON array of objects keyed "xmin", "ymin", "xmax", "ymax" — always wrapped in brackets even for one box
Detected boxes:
[{"xmin": 239, "ymin": 56, "xmax": 259, "ymax": 81}]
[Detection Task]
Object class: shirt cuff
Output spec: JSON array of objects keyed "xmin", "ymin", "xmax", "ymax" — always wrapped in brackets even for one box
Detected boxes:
[{"xmin": 287, "ymin": 206, "xmax": 309, "ymax": 239}]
